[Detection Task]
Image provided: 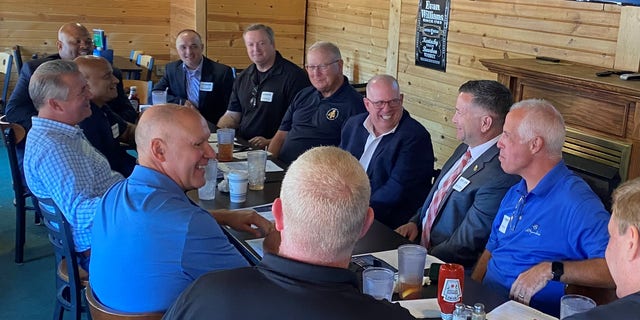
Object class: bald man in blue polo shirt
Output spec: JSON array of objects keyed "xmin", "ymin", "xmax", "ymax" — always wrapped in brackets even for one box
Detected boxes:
[{"xmin": 268, "ymin": 41, "xmax": 366, "ymax": 165}]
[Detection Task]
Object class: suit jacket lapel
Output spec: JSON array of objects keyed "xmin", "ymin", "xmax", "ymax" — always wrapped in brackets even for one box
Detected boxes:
[
  {"xmin": 176, "ymin": 63, "xmax": 187, "ymax": 97},
  {"xmin": 198, "ymin": 59, "xmax": 213, "ymax": 109},
  {"xmin": 440, "ymin": 142, "xmax": 499, "ymax": 204}
]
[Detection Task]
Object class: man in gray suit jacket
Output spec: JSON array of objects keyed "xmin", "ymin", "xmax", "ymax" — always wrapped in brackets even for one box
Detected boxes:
[
  {"xmin": 396, "ymin": 80, "xmax": 520, "ymax": 268},
  {"xmin": 153, "ymin": 29, "xmax": 234, "ymax": 128}
]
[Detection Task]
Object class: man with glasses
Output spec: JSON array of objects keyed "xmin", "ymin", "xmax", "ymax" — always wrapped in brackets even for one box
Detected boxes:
[
  {"xmin": 268, "ymin": 41, "xmax": 366, "ymax": 165},
  {"xmin": 153, "ymin": 29, "xmax": 234, "ymax": 128},
  {"xmin": 340, "ymin": 74, "xmax": 434, "ymax": 229},
  {"xmin": 471, "ymin": 99, "xmax": 613, "ymax": 317},
  {"xmin": 217, "ymin": 24, "xmax": 309, "ymax": 149},
  {"xmin": 395, "ymin": 80, "xmax": 519, "ymax": 268}
]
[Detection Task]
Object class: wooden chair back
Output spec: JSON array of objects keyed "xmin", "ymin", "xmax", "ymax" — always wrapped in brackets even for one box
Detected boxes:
[
  {"xmin": 136, "ymin": 54, "xmax": 154, "ymax": 81},
  {"xmin": 129, "ymin": 50, "xmax": 144, "ymax": 63},
  {"xmin": 86, "ymin": 283, "xmax": 164, "ymax": 320},
  {"xmin": 122, "ymin": 79, "xmax": 152, "ymax": 105}
]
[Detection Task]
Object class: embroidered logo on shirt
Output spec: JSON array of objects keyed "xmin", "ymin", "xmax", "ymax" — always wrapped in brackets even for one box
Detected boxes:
[
  {"xmin": 525, "ymin": 223, "xmax": 541, "ymax": 236},
  {"xmin": 326, "ymin": 108, "xmax": 339, "ymax": 120}
]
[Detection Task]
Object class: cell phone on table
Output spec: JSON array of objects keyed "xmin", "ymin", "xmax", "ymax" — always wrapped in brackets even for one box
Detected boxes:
[{"xmin": 350, "ymin": 254, "xmax": 398, "ymax": 273}]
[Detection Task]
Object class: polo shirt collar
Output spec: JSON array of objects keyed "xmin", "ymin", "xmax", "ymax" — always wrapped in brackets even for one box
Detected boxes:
[
  {"xmin": 314, "ymin": 76, "xmax": 351, "ymax": 100},
  {"xmin": 259, "ymin": 253, "xmax": 359, "ymax": 288},
  {"xmin": 515, "ymin": 160, "xmax": 569, "ymax": 198},
  {"xmin": 129, "ymin": 165, "xmax": 188, "ymax": 199}
]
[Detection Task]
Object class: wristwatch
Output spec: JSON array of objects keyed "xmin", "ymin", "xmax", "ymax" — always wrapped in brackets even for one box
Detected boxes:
[{"xmin": 551, "ymin": 261, "xmax": 564, "ymax": 281}]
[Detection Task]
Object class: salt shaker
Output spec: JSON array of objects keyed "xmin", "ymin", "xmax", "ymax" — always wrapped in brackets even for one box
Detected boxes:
[
  {"xmin": 452, "ymin": 303, "xmax": 468, "ymax": 320},
  {"xmin": 471, "ymin": 303, "xmax": 486, "ymax": 320}
]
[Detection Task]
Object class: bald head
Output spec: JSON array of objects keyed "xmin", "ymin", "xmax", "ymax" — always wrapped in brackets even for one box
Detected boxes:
[
  {"xmin": 136, "ymin": 105, "xmax": 215, "ymax": 190},
  {"xmin": 278, "ymin": 146, "xmax": 373, "ymax": 265},
  {"xmin": 57, "ymin": 22, "xmax": 93, "ymax": 60},
  {"xmin": 74, "ymin": 55, "xmax": 118, "ymax": 106},
  {"xmin": 136, "ymin": 104, "xmax": 187, "ymax": 160}
]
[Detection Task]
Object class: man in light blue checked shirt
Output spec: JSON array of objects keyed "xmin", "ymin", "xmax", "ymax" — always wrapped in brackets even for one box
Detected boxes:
[{"xmin": 24, "ymin": 59, "xmax": 124, "ymax": 271}]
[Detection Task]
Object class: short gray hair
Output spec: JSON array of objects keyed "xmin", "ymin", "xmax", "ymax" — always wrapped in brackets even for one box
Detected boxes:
[
  {"xmin": 280, "ymin": 146, "xmax": 371, "ymax": 262},
  {"xmin": 308, "ymin": 41, "xmax": 342, "ymax": 61},
  {"xmin": 510, "ymin": 99, "xmax": 565, "ymax": 158},
  {"xmin": 29, "ymin": 60, "xmax": 79, "ymax": 110},
  {"xmin": 244, "ymin": 24, "xmax": 275, "ymax": 45}
]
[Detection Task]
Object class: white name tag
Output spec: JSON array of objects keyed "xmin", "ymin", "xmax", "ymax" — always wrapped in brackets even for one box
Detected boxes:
[
  {"xmin": 200, "ymin": 82, "xmax": 213, "ymax": 92},
  {"xmin": 498, "ymin": 215, "xmax": 511, "ymax": 234},
  {"xmin": 260, "ymin": 91, "xmax": 274, "ymax": 102},
  {"xmin": 111, "ymin": 124, "xmax": 120, "ymax": 139},
  {"xmin": 452, "ymin": 176, "xmax": 470, "ymax": 192}
]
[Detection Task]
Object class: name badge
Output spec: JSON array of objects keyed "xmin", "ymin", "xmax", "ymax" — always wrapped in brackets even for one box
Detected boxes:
[
  {"xmin": 260, "ymin": 91, "xmax": 274, "ymax": 102},
  {"xmin": 200, "ymin": 82, "xmax": 214, "ymax": 92},
  {"xmin": 452, "ymin": 176, "xmax": 470, "ymax": 192},
  {"xmin": 111, "ymin": 124, "xmax": 120, "ymax": 139},
  {"xmin": 498, "ymin": 215, "xmax": 511, "ymax": 234}
]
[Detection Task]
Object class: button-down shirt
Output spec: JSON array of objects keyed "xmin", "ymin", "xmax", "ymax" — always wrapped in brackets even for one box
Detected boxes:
[
  {"xmin": 24, "ymin": 117, "xmax": 123, "ymax": 252},
  {"xmin": 358, "ymin": 115, "xmax": 398, "ymax": 171},
  {"xmin": 183, "ymin": 58, "xmax": 203, "ymax": 105}
]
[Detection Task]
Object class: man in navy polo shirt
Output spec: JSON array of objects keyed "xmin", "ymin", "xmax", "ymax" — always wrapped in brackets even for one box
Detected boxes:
[{"xmin": 268, "ymin": 41, "xmax": 366, "ymax": 165}]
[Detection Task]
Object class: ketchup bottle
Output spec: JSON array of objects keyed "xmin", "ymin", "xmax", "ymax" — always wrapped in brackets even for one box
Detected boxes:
[{"xmin": 438, "ymin": 263, "xmax": 464, "ymax": 320}]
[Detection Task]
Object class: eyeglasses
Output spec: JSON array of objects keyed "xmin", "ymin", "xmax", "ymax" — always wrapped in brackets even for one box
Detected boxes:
[
  {"xmin": 509, "ymin": 195, "xmax": 526, "ymax": 231},
  {"xmin": 366, "ymin": 98, "xmax": 403, "ymax": 109},
  {"xmin": 249, "ymin": 86, "xmax": 258, "ymax": 109},
  {"xmin": 305, "ymin": 60, "xmax": 339, "ymax": 72}
]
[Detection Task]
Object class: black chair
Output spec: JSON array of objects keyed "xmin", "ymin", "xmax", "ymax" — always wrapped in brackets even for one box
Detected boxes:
[
  {"xmin": 0, "ymin": 51, "xmax": 13, "ymax": 113},
  {"xmin": 38, "ymin": 197, "xmax": 90, "ymax": 320},
  {"xmin": 1, "ymin": 119, "xmax": 41, "ymax": 264},
  {"xmin": 13, "ymin": 45, "xmax": 24, "ymax": 73}
]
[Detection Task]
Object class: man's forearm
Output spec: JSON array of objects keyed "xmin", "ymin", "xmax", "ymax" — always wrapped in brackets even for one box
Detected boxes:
[
  {"xmin": 268, "ymin": 130, "xmax": 287, "ymax": 157},
  {"xmin": 562, "ymin": 258, "xmax": 614, "ymax": 288},
  {"xmin": 471, "ymin": 250, "xmax": 492, "ymax": 282},
  {"xmin": 217, "ymin": 114, "xmax": 239, "ymax": 129}
]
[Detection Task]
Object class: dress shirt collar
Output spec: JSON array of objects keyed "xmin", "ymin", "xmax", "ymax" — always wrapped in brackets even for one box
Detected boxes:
[
  {"xmin": 468, "ymin": 135, "xmax": 500, "ymax": 161},
  {"xmin": 258, "ymin": 253, "xmax": 359, "ymax": 288},
  {"xmin": 182, "ymin": 57, "xmax": 203, "ymax": 77},
  {"xmin": 362, "ymin": 114, "xmax": 399, "ymax": 138},
  {"xmin": 31, "ymin": 116, "xmax": 84, "ymax": 138}
]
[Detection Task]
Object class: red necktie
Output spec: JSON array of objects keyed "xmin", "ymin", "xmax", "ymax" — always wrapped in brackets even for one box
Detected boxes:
[{"xmin": 421, "ymin": 150, "xmax": 472, "ymax": 247}]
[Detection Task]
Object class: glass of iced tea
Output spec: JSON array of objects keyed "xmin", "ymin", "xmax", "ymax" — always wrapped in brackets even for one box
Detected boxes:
[
  {"xmin": 397, "ymin": 244, "xmax": 427, "ymax": 300},
  {"xmin": 216, "ymin": 128, "xmax": 235, "ymax": 162}
]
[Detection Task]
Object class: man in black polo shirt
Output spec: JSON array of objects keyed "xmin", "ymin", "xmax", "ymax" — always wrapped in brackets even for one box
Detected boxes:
[
  {"xmin": 216, "ymin": 24, "xmax": 309, "ymax": 149},
  {"xmin": 163, "ymin": 146, "xmax": 414, "ymax": 320},
  {"xmin": 269, "ymin": 41, "xmax": 366, "ymax": 165}
]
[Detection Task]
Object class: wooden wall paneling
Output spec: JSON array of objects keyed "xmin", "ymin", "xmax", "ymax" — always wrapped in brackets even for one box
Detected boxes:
[
  {"xmin": 205, "ymin": 0, "xmax": 306, "ymax": 69},
  {"xmin": 306, "ymin": 0, "xmax": 390, "ymax": 83},
  {"xmin": 0, "ymin": 0, "xmax": 170, "ymax": 92},
  {"xmin": 614, "ymin": 6, "xmax": 640, "ymax": 72},
  {"xmin": 386, "ymin": 0, "xmax": 402, "ymax": 77}
]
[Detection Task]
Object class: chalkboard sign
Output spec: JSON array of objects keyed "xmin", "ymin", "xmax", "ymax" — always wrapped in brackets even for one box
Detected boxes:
[{"xmin": 415, "ymin": 0, "xmax": 451, "ymax": 72}]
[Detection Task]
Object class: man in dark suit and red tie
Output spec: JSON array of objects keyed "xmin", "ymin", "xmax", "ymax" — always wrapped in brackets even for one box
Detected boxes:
[
  {"xmin": 153, "ymin": 29, "xmax": 235, "ymax": 128},
  {"xmin": 395, "ymin": 80, "xmax": 520, "ymax": 268}
]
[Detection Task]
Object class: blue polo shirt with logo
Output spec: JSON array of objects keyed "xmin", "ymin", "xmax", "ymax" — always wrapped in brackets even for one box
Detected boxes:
[
  {"xmin": 278, "ymin": 77, "xmax": 365, "ymax": 164},
  {"xmin": 483, "ymin": 161, "xmax": 609, "ymax": 316}
]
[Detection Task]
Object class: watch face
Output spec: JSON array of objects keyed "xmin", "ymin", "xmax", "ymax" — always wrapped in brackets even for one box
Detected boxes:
[{"xmin": 552, "ymin": 261, "xmax": 564, "ymax": 281}]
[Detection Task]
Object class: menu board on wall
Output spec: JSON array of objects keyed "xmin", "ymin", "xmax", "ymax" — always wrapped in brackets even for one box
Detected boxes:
[{"xmin": 415, "ymin": 0, "xmax": 451, "ymax": 72}]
